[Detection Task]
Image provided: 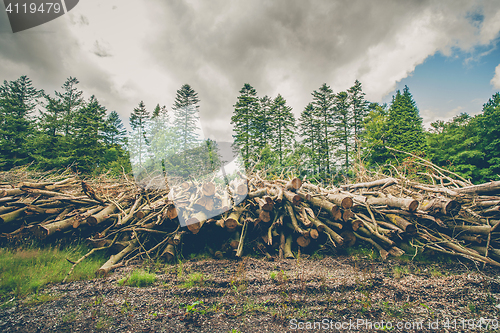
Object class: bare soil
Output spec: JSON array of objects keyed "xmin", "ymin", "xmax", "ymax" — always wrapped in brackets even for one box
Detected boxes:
[{"xmin": 1, "ymin": 256, "xmax": 500, "ymax": 333}]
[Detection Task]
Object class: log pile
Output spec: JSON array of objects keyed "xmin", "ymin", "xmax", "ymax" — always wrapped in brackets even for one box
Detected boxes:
[{"xmin": 2, "ymin": 161, "xmax": 500, "ymax": 281}]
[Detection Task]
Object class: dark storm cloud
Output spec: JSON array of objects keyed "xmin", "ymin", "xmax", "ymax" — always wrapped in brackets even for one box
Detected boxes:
[{"xmin": 143, "ymin": 0, "xmax": 440, "ymax": 140}]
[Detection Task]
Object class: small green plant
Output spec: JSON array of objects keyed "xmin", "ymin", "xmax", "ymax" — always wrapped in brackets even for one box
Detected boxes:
[
  {"xmin": 392, "ymin": 266, "xmax": 409, "ymax": 279},
  {"xmin": 181, "ymin": 272, "xmax": 205, "ymax": 288},
  {"xmin": 183, "ymin": 300, "xmax": 206, "ymax": 315},
  {"xmin": 118, "ymin": 269, "xmax": 156, "ymax": 287},
  {"xmin": 23, "ymin": 293, "xmax": 60, "ymax": 305},
  {"xmin": 468, "ymin": 302, "xmax": 477, "ymax": 313},
  {"xmin": 95, "ymin": 317, "xmax": 112, "ymax": 331},
  {"xmin": 270, "ymin": 271, "xmax": 277, "ymax": 280},
  {"xmin": 61, "ymin": 311, "xmax": 77, "ymax": 323},
  {"xmin": 430, "ymin": 267, "xmax": 442, "ymax": 277},
  {"xmin": 120, "ymin": 299, "xmax": 133, "ymax": 314},
  {"xmin": 177, "ymin": 259, "xmax": 184, "ymax": 279}
]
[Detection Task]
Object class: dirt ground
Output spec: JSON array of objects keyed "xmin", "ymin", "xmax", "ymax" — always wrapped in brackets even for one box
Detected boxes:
[{"xmin": 1, "ymin": 255, "xmax": 500, "ymax": 333}]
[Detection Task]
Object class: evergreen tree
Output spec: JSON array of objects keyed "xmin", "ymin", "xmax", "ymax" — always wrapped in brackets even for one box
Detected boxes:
[
  {"xmin": 470, "ymin": 93, "xmax": 500, "ymax": 181},
  {"xmin": 103, "ymin": 111, "xmax": 127, "ymax": 146},
  {"xmin": 347, "ymin": 80, "xmax": 368, "ymax": 152},
  {"xmin": 298, "ymin": 103, "xmax": 320, "ymax": 174},
  {"xmin": 129, "ymin": 101, "xmax": 150, "ymax": 167},
  {"xmin": 426, "ymin": 113, "xmax": 483, "ymax": 181},
  {"xmin": 268, "ymin": 94, "xmax": 296, "ymax": 166},
  {"xmin": 149, "ymin": 104, "xmax": 179, "ymax": 173},
  {"xmin": 385, "ymin": 86, "xmax": 427, "ymax": 161},
  {"xmin": 0, "ymin": 76, "xmax": 42, "ymax": 169},
  {"xmin": 231, "ymin": 83, "xmax": 260, "ymax": 167},
  {"xmin": 70, "ymin": 95, "xmax": 107, "ymax": 172},
  {"xmin": 172, "ymin": 84, "xmax": 201, "ymax": 153},
  {"xmin": 334, "ymin": 91, "xmax": 351, "ymax": 171},
  {"xmin": 311, "ymin": 83, "xmax": 335, "ymax": 175},
  {"xmin": 361, "ymin": 103, "xmax": 391, "ymax": 166},
  {"xmin": 55, "ymin": 77, "xmax": 84, "ymax": 136},
  {"xmin": 256, "ymin": 95, "xmax": 271, "ymax": 150}
]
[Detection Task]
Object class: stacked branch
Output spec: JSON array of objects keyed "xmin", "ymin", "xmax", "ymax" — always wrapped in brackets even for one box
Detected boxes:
[{"xmin": 2, "ymin": 163, "xmax": 500, "ymax": 281}]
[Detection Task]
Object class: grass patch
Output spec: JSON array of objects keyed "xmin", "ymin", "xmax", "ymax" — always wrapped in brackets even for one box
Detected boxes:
[
  {"xmin": 181, "ymin": 272, "xmax": 206, "ymax": 288},
  {"xmin": 0, "ymin": 245, "xmax": 107, "ymax": 302},
  {"xmin": 118, "ymin": 269, "xmax": 156, "ymax": 287},
  {"xmin": 345, "ymin": 245, "xmax": 379, "ymax": 260},
  {"xmin": 392, "ymin": 266, "xmax": 410, "ymax": 279}
]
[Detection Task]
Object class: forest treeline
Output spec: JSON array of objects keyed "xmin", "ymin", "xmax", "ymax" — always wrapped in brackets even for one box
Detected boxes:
[{"xmin": 0, "ymin": 75, "xmax": 499, "ymax": 184}]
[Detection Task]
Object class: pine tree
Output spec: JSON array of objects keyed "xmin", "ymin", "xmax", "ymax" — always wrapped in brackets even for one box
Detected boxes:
[
  {"xmin": 348, "ymin": 80, "xmax": 368, "ymax": 152},
  {"xmin": 129, "ymin": 101, "xmax": 150, "ymax": 167},
  {"xmin": 172, "ymin": 84, "xmax": 201, "ymax": 154},
  {"xmin": 0, "ymin": 76, "xmax": 42, "ymax": 169},
  {"xmin": 361, "ymin": 103, "xmax": 391, "ymax": 166},
  {"xmin": 56, "ymin": 77, "xmax": 84, "ymax": 136},
  {"xmin": 334, "ymin": 91, "xmax": 351, "ymax": 171},
  {"xmin": 298, "ymin": 103, "xmax": 319, "ymax": 174},
  {"xmin": 149, "ymin": 104, "xmax": 179, "ymax": 173},
  {"xmin": 311, "ymin": 83, "xmax": 335, "ymax": 175},
  {"xmin": 268, "ymin": 94, "xmax": 296, "ymax": 166},
  {"xmin": 386, "ymin": 86, "xmax": 427, "ymax": 161},
  {"xmin": 231, "ymin": 83, "xmax": 259, "ymax": 167},
  {"xmin": 255, "ymin": 95, "xmax": 271, "ymax": 150},
  {"xmin": 70, "ymin": 95, "xmax": 107, "ymax": 172},
  {"xmin": 103, "ymin": 111, "xmax": 127, "ymax": 146}
]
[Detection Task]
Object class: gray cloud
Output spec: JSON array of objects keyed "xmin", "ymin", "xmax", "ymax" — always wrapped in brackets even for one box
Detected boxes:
[{"xmin": 144, "ymin": 0, "xmax": 500, "ymax": 141}]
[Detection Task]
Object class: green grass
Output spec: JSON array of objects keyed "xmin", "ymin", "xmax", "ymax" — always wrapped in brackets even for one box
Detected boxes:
[
  {"xmin": 0, "ymin": 245, "xmax": 107, "ymax": 302},
  {"xmin": 118, "ymin": 269, "xmax": 156, "ymax": 287},
  {"xmin": 392, "ymin": 266, "xmax": 410, "ymax": 279},
  {"xmin": 181, "ymin": 272, "xmax": 206, "ymax": 288}
]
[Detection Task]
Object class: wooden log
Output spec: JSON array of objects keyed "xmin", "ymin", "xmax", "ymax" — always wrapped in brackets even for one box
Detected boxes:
[
  {"xmin": 296, "ymin": 235, "xmax": 310, "ymax": 247},
  {"xmin": 340, "ymin": 231, "xmax": 356, "ymax": 247},
  {"xmin": 284, "ymin": 233, "xmax": 295, "ymax": 259},
  {"xmin": 269, "ymin": 186, "xmax": 283, "ymax": 204},
  {"xmin": 96, "ymin": 240, "xmax": 138, "ymax": 276},
  {"xmin": 32, "ymin": 217, "xmax": 79, "ymax": 238},
  {"xmin": 449, "ymin": 225, "xmax": 491, "ymax": 235},
  {"xmin": 341, "ymin": 178, "xmax": 397, "ymax": 191},
  {"xmin": 309, "ymin": 228, "xmax": 319, "ymax": 239},
  {"xmin": 225, "ymin": 207, "xmax": 244, "ymax": 229},
  {"xmin": 476, "ymin": 200, "xmax": 500, "ymax": 207},
  {"xmin": 456, "ymin": 180, "xmax": 500, "ymax": 195},
  {"xmin": 186, "ymin": 211, "xmax": 208, "ymax": 234},
  {"xmin": 236, "ymin": 218, "xmax": 250, "ymax": 257},
  {"xmin": 297, "ymin": 191, "xmax": 341, "ymax": 220},
  {"xmin": 326, "ymin": 193, "xmax": 353, "ymax": 209},
  {"xmin": 366, "ymin": 196, "xmax": 418, "ymax": 212},
  {"xmin": 385, "ymin": 214, "xmax": 417, "ymax": 235},
  {"xmin": 0, "ymin": 207, "xmax": 27, "ymax": 225},
  {"xmin": 285, "ymin": 203, "xmax": 306, "ymax": 234},
  {"xmin": 0, "ymin": 188, "xmax": 24, "ymax": 197},
  {"xmin": 161, "ymin": 244, "xmax": 176, "ymax": 261},
  {"xmin": 87, "ymin": 201, "xmax": 121, "ymax": 226},
  {"xmin": 285, "ymin": 178, "xmax": 302, "ymax": 192},
  {"xmin": 284, "ymin": 190, "xmax": 302, "ymax": 206},
  {"xmin": 420, "ymin": 197, "xmax": 461, "ymax": 216},
  {"xmin": 248, "ymin": 188, "xmax": 268, "ymax": 199},
  {"xmin": 202, "ymin": 182, "xmax": 216, "ymax": 196}
]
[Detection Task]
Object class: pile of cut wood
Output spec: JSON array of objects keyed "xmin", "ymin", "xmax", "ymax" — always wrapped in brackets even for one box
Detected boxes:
[{"xmin": 1, "ymin": 163, "xmax": 500, "ymax": 280}]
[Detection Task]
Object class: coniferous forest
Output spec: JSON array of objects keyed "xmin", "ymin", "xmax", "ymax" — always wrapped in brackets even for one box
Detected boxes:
[{"xmin": 0, "ymin": 75, "xmax": 499, "ymax": 184}]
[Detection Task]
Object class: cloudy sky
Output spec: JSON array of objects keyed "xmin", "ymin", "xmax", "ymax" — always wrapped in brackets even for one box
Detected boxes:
[{"xmin": 1, "ymin": 0, "xmax": 500, "ymax": 142}]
